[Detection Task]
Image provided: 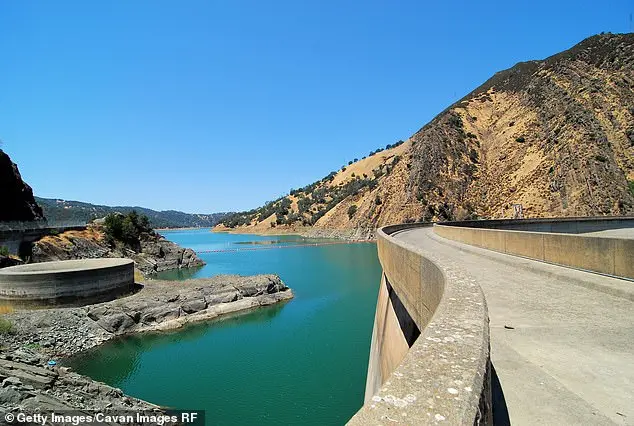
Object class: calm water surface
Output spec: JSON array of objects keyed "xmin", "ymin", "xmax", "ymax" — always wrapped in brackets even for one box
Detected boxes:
[{"xmin": 68, "ymin": 230, "xmax": 381, "ymax": 425}]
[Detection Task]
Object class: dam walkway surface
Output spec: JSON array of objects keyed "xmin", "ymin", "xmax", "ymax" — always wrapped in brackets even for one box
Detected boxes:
[{"xmin": 394, "ymin": 227, "xmax": 634, "ymax": 426}]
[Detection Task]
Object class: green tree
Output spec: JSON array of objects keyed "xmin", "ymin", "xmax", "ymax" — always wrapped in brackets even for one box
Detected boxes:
[
  {"xmin": 104, "ymin": 214, "xmax": 124, "ymax": 241},
  {"xmin": 347, "ymin": 205, "xmax": 358, "ymax": 219},
  {"xmin": 103, "ymin": 211, "xmax": 153, "ymax": 248},
  {"xmin": 121, "ymin": 216, "xmax": 138, "ymax": 244}
]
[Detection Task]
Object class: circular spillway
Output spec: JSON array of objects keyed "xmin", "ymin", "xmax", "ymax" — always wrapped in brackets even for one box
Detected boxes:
[{"xmin": 0, "ymin": 258, "xmax": 135, "ymax": 301}]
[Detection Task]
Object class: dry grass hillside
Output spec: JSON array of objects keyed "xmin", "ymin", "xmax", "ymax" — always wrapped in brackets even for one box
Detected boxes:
[{"xmin": 217, "ymin": 33, "xmax": 634, "ymax": 236}]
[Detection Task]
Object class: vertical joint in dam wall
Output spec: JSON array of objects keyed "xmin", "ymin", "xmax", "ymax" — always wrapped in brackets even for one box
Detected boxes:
[{"xmin": 349, "ymin": 225, "xmax": 492, "ymax": 425}]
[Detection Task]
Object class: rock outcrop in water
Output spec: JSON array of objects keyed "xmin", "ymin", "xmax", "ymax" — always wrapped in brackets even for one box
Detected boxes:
[
  {"xmin": 31, "ymin": 223, "xmax": 205, "ymax": 276},
  {"xmin": 0, "ymin": 274, "xmax": 292, "ymax": 417},
  {"xmin": 0, "ymin": 149, "xmax": 44, "ymax": 222}
]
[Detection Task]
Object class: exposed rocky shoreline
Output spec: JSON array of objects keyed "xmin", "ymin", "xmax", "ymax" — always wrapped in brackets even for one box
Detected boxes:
[
  {"xmin": 31, "ymin": 224, "xmax": 205, "ymax": 276},
  {"xmin": 0, "ymin": 275, "xmax": 293, "ymax": 420},
  {"xmin": 300, "ymin": 227, "xmax": 376, "ymax": 241},
  {"xmin": 213, "ymin": 226, "xmax": 377, "ymax": 242}
]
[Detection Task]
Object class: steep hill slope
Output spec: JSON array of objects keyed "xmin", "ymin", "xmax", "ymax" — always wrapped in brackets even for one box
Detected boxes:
[
  {"xmin": 0, "ymin": 150, "xmax": 44, "ymax": 222},
  {"xmin": 217, "ymin": 33, "xmax": 634, "ymax": 236},
  {"xmin": 36, "ymin": 197, "xmax": 230, "ymax": 229}
]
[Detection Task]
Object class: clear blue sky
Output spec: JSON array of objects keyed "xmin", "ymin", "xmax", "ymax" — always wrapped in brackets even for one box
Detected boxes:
[{"xmin": 1, "ymin": 1, "xmax": 631, "ymax": 213}]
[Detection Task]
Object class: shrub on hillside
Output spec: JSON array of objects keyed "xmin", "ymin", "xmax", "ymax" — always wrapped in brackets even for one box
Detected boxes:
[
  {"xmin": 0, "ymin": 318, "xmax": 14, "ymax": 335},
  {"xmin": 103, "ymin": 211, "xmax": 153, "ymax": 247},
  {"xmin": 347, "ymin": 205, "xmax": 358, "ymax": 219}
]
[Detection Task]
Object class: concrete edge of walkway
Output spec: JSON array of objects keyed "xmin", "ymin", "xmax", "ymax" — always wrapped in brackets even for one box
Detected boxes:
[
  {"xmin": 349, "ymin": 225, "xmax": 492, "ymax": 425},
  {"xmin": 428, "ymin": 230, "xmax": 634, "ymax": 302}
]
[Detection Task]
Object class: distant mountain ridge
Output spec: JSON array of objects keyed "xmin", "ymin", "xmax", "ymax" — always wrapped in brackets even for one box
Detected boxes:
[
  {"xmin": 35, "ymin": 197, "xmax": 231, "ymax": 229},
  {"xmin": 217, "ymin": 33, "xmax": 634, "ymax": 236}
]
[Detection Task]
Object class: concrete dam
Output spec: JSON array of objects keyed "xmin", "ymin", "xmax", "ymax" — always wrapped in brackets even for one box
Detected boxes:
[{"xmin": 350, "ymin": 217, "xmax": 634, "ymax": 425}]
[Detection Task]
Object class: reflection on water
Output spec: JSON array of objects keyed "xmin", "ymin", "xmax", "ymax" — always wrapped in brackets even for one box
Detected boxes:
[{"xmin": 148, "ymin": 265, "xmax": 204, "ymax": 281}]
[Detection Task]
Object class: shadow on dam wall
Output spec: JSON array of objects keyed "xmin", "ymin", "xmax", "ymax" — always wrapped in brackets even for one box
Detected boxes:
[
  {"xmin": 491, "ymin": 364, "xmax": 511, "ymax": 426},
  {"xmin": 349, "ymin": 223, "xmax": 492, "ymax": 425},
  {"xmin": 350, "ymin": 216, "xmax": 633, "ymax": 424}
]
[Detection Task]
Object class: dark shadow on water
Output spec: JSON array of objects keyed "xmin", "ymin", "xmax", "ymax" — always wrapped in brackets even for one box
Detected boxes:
[
  {"xmin": 149, "ymin": 265, "xmax": 204, "ymax": 281},
  {"xmin": 492, "ymin": 364, "xmax": 511, "ymax": 426}
]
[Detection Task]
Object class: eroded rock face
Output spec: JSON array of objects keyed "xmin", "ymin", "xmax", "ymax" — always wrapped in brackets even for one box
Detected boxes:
[
  {"xmin": 136, "ymin": 233, "xmax": 205, "ymax": 274},
  {"xmin": 0, "ymin": 149, "xmax": 44, "ymax": 222},
  {"xmin": 0, "ymin": 274, "xmax": 292, "ymax": 416},
  {"xmin": 0, "ymin": 353, "xmax": 158, "ymax": 414},
  {"xmin": 2, "ymin": 275, "xmax": 291, "ymax": 355},
  {"xmin": 31, "ymin": 225, "xmax": 205, "ymax": 276}
]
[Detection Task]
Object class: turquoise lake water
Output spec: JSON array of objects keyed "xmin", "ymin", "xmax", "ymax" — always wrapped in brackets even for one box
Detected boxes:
[{"xmin": 67, "ymin": 230, "xmax": 381, "ymax": 425}]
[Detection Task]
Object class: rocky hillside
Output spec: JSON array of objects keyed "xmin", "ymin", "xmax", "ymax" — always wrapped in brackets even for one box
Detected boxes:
[
  {"xmin": 0, "ymin": 150, "xmax": 44, "ymax": 222},
  {"xmin": 35, "ymin": 197, "xmax": 230, "ymax": 229},
  {"xmin": 217, "ymin": 33, "xmax": 634, "ymax": 236},
  {"xmin": 32, "ymin": 220, "xmax": 204, "ymax": 276}
]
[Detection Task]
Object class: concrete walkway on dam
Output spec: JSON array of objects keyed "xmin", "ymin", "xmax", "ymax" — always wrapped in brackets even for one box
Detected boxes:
[{"xmin": 393, "ymin": 227, "xmax": 634, "ymax": 426}]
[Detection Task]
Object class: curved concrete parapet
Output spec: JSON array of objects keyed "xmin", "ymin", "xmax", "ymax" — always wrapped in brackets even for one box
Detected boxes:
[
  {"xmin": 434, "ymin": 217, "xmax": 634, "ymax": 280},
  {"xmin": 0, "ymin": 258, "xmax": 135, "ymax": 301},
  {"xmin": 349, "ymin": 224, "xmax": 491, "ymax": 425}
]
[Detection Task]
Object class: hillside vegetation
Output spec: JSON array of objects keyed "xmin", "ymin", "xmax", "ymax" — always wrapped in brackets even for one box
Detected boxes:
[
  {"xmin": 33, "ymin": 211, "xmax": 205, "ymax": 275},
  {"xmin": 35, "ymin": 197, "xmax": 230, "ymax": 229},
  {"xmin": 217, "ymin": 33, "xmax": 634, "ymax": 236}
]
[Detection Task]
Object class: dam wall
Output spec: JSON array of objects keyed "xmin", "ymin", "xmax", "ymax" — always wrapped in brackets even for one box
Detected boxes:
[
  {"xmin": 0, "ymin": 258, "xmax": 135, "ymax": 301},
  {"xmin": 349, "ymin": 224, "xmax": 492, "ymax": 425},
  {"xmin": 434, "ymin": 217, "xmax": 634, "ymax": 280}
]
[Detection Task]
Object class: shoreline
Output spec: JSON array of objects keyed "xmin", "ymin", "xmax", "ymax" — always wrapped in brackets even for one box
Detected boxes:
[
  {"xmin": 211, "ymin": 225, "xmax": 377, "ymax": 241},
  {"xmin": 0, "ymin": 275, "xmax": 293, "ymax": 417},
  {"xmin": 155, "ymin": 226, "xmax": 208, "ymax": 231}
]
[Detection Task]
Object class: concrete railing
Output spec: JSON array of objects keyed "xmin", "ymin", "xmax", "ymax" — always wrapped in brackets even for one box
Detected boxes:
[
  {"xmin": 349, "ymin": 224, "xmax": 491, "ymax": 425},
  {"xmin": 436, "ymin": 216, "xmax": 634, "ymax": 234},
  {"xmin": 434, "ymin": 218, "xmax": 634, "ymax": 280}
]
